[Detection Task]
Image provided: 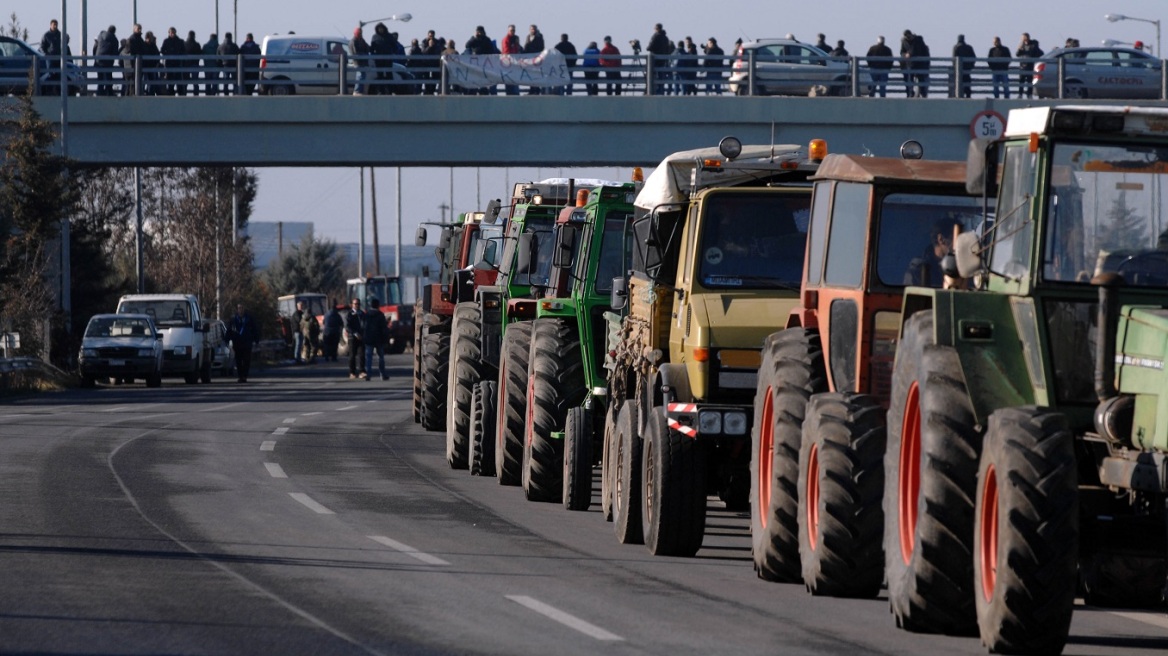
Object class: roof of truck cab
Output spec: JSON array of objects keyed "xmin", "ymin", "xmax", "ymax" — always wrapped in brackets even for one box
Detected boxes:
[
  {"xmin": 810, "ymin": 154, "xmax": 967, "ymax": 186},
  {"xmin": 635, "ymin": 144, "xmax": 808, "ymax": 211}
]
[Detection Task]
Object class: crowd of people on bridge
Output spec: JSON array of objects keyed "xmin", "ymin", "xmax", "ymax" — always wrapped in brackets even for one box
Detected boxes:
[{"xmin": 31, "ymin": 16, "xmax": 1099, "ymax": 98}]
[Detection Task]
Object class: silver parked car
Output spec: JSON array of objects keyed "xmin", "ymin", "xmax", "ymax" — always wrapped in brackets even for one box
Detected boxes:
[
  {"xmin": 78, "ymin": 314, "xmax": 164, "ymax": 388},
  {"xmin": 1033, "ymin": 46, "xmax": 1162, "ymax": 99},
  {"xmin": 729, "ymin": 39, "xmax": 868, "ymax": 96}
]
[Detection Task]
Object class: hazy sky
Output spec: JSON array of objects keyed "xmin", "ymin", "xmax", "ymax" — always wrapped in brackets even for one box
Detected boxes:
[{"xmin": 7, "ymin": 1, "xmax": 1161, "ymax": 243}]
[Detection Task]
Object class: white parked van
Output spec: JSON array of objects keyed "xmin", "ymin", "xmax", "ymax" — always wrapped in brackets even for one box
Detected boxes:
[
  {"xmin": 257, "ymin": 34, "xmax": 413, "ymax": 95},
  {"xmin": 115, "ymin": 294, "xmax": 213, "ymax": 384}
]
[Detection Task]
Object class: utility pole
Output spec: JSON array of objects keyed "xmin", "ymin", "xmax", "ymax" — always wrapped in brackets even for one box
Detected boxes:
[
  {"xmin": 370, "ymin": 168, "xmax": 381, "ymax": 275},
  {"xmin": 395, "ymin": 167, "xmax": 402, "ymax": 278},
  {"xmin": 358, "ymin": 167, "xmax": 366, "ymax": 277}
]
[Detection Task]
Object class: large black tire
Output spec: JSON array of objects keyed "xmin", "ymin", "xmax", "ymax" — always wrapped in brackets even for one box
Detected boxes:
[
  {"xmin": 79, "ymin": 375, "xmax": 96, "ymax": 388},
  {"xmin": 522, "ymin": 319, "xmax": 586, "ymax": 503},
  {"xmin": 146, "ymin": 371, "xmax": 163, "ymax": 388},
  {"xmin": 798, "ymin": 392, "xmax": 885, "ymax": 598},
  {"xmin": 1080, "ymin": 552, "xmax": 1167, "ymax": 608},
  {"xmin": 200, "ymin": 352, "xmax": 212, "ymax": 383},
  {"xmin": 470, "ymin": 381, "xmax": 497, "ymax": 477},
  {"xmin": 419, "ymin": 322, "xmax": 451, "ymax": 432},
  {"xmin": 883, "ymin": 312, "xmax": 981, "ymax": 635},
  {"xmin": 446, "ymin": 303, "xmax": 483, "ymax": 470},
  {"xmin": 974, "ymin": 407, "xmax": 1078, "ymax": 655},
  {"xmin": 184, "ymin": 371, "xmax": 198, "ymax": 384},
  {"xmin": 563, "ymin": 406, "xmax": 594, "ymax": 511},
  {"xmin": 495, "ymin": 321, "xmax": 533, "ymax": 486},
  {"xmin": 412, "ymin": 313, "xmax": 429, "ymax": 423},
  {"xmin": 613, "ymin": 402, "xmax": 643, "ymax": 544},
  {"xmin": 642, "ymin": 405, "xmax": 707, "ymax": 557},
  {"xmin": 601, "ymin": 400, "xmax": 620, "ymax": 521},
  {"xmin": 750, "ymin": 329, "xmax": 827, "ymax": 582}
]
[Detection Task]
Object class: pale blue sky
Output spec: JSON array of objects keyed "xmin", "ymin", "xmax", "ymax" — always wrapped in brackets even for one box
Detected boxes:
[{"xmin": 7, "ymin": 1, "xmax": 1163, "ymax": 243}]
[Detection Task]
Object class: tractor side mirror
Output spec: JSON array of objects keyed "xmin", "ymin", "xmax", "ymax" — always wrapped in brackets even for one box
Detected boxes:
[
  {"xmin": 414, "ymin": 226, "xmax": 428, "ymax": 247},
  {"xmin": 952, "ymin": 231, "xmax": 982, "ymax": 279},
  {"xmin": 552, "ymin": 225, "xmax": 577, "ymax": 269},
  {"xmin": 610, "ymin": 277, "xmax": 628, "ymax": 311},
  {"xmin": 966, "ymin": 137, "xmax": 1000, "ymax": 198}
]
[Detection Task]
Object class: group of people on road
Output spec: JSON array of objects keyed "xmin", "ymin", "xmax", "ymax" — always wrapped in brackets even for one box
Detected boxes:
[{"xmin": 343, "ymin": 298, "xmax": 390, "ymax": 381}]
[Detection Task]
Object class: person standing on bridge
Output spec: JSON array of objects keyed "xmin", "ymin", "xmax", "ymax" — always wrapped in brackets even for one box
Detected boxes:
[
  {"xmin": 228, "ymin": 303, "xmax": 260, "ymax": 383},
  {"xmin": 184, "ymin": 31, "xmax": 201, "ymax": 95},
  {"xmin": 500, "ymin": 25, "xmax": 522, "ymax": 96},
  {"xmin": 201, "ymin": 32, "xmax": 219, "ymax": 95},
  {"xmin": 952, "ymin": 35, "xmax": 976, "ymax": 98},
  {"xmin": 647, "ymin": 23, "xmax": 673, "ymax": 95},
  {"xmin": 582, "ymin": 41, "xmax": 600, "ymax": 95},
  {"xmin": 600, "ymin": 36, "xmax": 622, "ymax": 95},
  {"xmin": 702, "ymin": 37, "xmax": 724, "ymax": 95},
  {"xmin": 1015, "ymin": 34, "xmax": 1042, "ymax": 99},
  {"xmin": 524, "ymin": 22, "xmax": 546, "ymax": 96},
  {"xmin": 987, "ymin": 37, "xmax": 1010, "ymax": 98},
  {"xmin": 94, "ymin": 25, "xmax": 119, "ymax": 96},
  {"xmin": 554, "ymin": 33, "xmax": 577, "ymax": 95},
  {"xmin": 865, "ymin": 36, "xmax": 893, "ymax": 97},
  {"xmin": 217, "ymin": 32, "xmax": 239, "ymax": 95},
  {"xmin": 239, "ymin": 33, "xmax": 260, "ymax": 95},
  {"xmin": 350, "ymin": 26, "xmax": 371, "ymax": 95},
  {"xmin": 160, "ymin": 27, "xmax": 185, "ymax": 96},
  {"xmin": 126, "ymin": 24, "xmax": 146, "ymax": 96}
]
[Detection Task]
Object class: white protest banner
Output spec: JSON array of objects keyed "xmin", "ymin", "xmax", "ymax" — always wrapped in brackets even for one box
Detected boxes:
[{"xmin": 443, "ymin": 50, "xmax": 569, "ymax": 88}]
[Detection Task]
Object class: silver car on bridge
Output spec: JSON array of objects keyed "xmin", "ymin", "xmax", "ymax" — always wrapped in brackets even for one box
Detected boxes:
[
  {"xmin": 728, "ymin": 39, "xmax": 868, "ymax": 96},
  {"xmin": 1033, "ymin": 46, "xmax": 1163, "ymax": 99}
]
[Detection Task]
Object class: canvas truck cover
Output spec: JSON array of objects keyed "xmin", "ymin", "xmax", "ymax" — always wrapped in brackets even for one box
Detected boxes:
[{"xmin": 634, "ymin": 144, "xmax": 807, "ymax": 212}]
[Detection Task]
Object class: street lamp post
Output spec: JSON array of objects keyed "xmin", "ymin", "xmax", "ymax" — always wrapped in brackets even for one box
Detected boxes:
[
  {"xmin": 358, "ymin": 13, "xmax": 412, "ymax": 28},
  {"xmin": 1106, "ymin": 13, "xmax": 1161, "ymax": 57}
]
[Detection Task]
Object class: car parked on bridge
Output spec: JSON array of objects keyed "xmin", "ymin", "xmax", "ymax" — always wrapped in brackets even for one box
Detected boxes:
[
  {"xmin": 728, "ymin": 38, "xmax": 868, "ymax": 96},
  {"xmin": 0, "ymin": 35, "xmax": 82, "ymax": 96},
  {"xmin": 78, "ymin": 314, "xmax": 164, "ymax": 387},
  {"xmin": 258, "ymin": 35, "xmax": 414, "ymax": 95},
  {"xmin": 1033, "ymin": 46, "xmax": 1163, "ymax": 99}
]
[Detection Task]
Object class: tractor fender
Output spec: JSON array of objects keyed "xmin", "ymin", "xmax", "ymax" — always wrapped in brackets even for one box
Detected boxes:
[{"xmin": 657, "ymin": 363, "xmax": 693, "ymax": 405}]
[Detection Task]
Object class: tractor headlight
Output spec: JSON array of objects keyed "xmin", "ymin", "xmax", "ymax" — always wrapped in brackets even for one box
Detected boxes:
[
  {"xmin": 699, "ymin": 411, "xmax": 722, "ymax": 434},
  {"xmin": 723, "ymin": 411, "xmax": 748, "ymax": 435}
]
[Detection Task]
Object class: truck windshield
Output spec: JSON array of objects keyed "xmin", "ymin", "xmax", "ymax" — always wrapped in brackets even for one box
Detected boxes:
[
  {"xmin": 349, "ymin": 280, "xmax": 402, "ymax": 306},
  {"xmin": 876, "ymin": 193, "xmax": 986, "ymax": 287},
  {"xmin": 117, "ymin": 300, "xmax": 193, "ymax": 328},
  {"xmin": 697, "ymin": 192, "xmax": 810, "ymax": 289},
  {"xmin": 1043, "ymin": 141, "xmax": 1168, "ymax": 287}
]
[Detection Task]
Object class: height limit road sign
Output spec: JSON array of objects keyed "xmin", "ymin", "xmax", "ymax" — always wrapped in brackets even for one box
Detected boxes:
[{"xmin": 969, "ymin": 110, "xmax": 1007, "ymax": 139}]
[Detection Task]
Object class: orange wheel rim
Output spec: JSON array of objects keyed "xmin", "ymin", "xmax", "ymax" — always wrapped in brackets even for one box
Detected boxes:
[
  {"xmin": 898, "ymin": 382, "xmax": 921, "ymax": 565},
  {"xmin": 979, "ymin": 465, "xmax": 999, "ymax": 602},
  {"xmin": 758, "ymin": 388, "xmax": 775, "ymax": 530},
  {"xmin": 806, "ymin": 442, "xmax": 820, "ymax": 551}
]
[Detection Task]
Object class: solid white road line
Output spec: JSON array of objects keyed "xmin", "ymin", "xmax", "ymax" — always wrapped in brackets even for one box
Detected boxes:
[
  {"xmin": 289, "ymin": 493, "xmax": 334, "ymax": 514},
  {"xmin": 273, "ymin": 427, "xmax": 290, "ymax": 435},
  {"xmin": 283, "ymin": 418, "xmax": 296, "ymax": 424},
  {"xmin": 504, "ymin": 595, "xmax": 624, "ymax": 642},
  {"xmin": 260, "ymin": 440, "xmax": 276, "ymax": 451},
  {"xmin": 264, "ymin": 463, "xmax": 287, "ymax": 478},
  {"xmin": 1110, "ymin": 611, "xmax": 1168, "ymax": 630},
  {"xmin": 366, "ymin": 536, "xmax": 451, "ymax": 566}
]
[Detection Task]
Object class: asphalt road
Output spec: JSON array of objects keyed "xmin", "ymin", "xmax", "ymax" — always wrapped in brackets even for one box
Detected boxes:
[{"xmin": 2, "ymin": 356, "xmax": 1166, "ymax": 655}]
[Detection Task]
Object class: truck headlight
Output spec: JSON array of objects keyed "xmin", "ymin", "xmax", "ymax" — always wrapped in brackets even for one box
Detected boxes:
[
  {"xmin": 138, "ymin": 349, "xmax": 154, "ymax": 357},
  {"xmin": 699, "ymin": 411, "xmax": 722, "ymax": 434},
  {"xmin": 723, "ymin": 411, "xmax": 748, "ymax": 435},
  {"xmin": 173, "ymin": 345, "xmax": 189, "ymax": 356},
  {"xmin": 81, "ymin": 348, "xmax": 98, "ymax": 358}
]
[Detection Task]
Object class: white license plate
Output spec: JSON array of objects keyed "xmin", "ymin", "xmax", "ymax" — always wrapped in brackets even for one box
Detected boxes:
[{"xmin": 109, "ymin": 359, "xmax": 125, "ymax": 366}]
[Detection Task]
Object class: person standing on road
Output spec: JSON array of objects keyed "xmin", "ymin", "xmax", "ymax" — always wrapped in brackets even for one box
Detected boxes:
[
  {"xmin": 227, "ymin": 303, "xmax": 260, "ymax": 383},
  {"xmin": 345, "ymin": 298, "xmax": 367, "ymax": 379},
  {"xmin": 987, "ymin": 36, "xmax": 1010, "ymax": 98},
  {"xmin": 582, "ymin": 41, "xmax": 600, "ymax": 96},
  {"xmin": 952, "ymin": 35, "xmax": 976, "ymax": 98},
  {"xmin": 866, "ymin": 36, "xmax": 893, "ymax": 97},
  {"xmin": 322, "ymin": 302, "xmax": 343, "ymax": 361},
  {"xmin": 291, "ymin": 301, "xmax": 306, "ymax": 364},
  {"xmin": 363, "ymin": 300, "xmax": 388, "ymax": 381},
  {"xmin": 301, "ymin": 305, "xmax": 320, "ymax": 364},
  {"xmin": 600, "ymin": 36, "xmax": 621, "ymax": 95}
]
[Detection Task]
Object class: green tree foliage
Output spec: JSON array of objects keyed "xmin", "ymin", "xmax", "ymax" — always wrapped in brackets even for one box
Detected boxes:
[
  {"xmin": 265, "ymin": 233, "xmax": 348, "ymax": 303},
  {"xmin": 0, "ymin": 95, "xmax": 79, "ymax": 360},
  {"xmin": 1098, "ymin": 193, "xmax": 1148, "ymax": 253}
]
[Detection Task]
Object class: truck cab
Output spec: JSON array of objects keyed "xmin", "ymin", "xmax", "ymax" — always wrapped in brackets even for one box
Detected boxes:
[{"xmin": 115, "ymin": 293, "xmax": 212, "ymax": 384}]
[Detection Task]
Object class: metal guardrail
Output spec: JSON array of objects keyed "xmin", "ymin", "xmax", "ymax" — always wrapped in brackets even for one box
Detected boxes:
[{"xmin": 5, "ymin": 53, "xmax": 1167, "ymax": 100}]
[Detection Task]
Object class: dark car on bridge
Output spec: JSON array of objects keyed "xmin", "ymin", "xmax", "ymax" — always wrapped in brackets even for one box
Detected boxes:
[
  {"xmin": 0, "ymin": 35, "xmax": 82, "ymax": 96},
  {"xmin": 1033, "ymin": 46, "xmax": 1163, "ymax": 99},
  {"xmin": 78, "ymin": 313, "xmax": 165, "ymax": 388}
]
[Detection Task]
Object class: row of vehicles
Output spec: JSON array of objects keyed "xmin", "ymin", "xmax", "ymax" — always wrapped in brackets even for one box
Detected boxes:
[{"xmin": 413, "ymin": 105, "xmax": 1168, "ymax": 655}]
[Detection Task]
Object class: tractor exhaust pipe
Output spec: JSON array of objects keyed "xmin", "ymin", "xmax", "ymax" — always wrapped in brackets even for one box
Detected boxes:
[{"xmin": 1092, "ymin": 272, "xmax": 1121, "ymax": 402}]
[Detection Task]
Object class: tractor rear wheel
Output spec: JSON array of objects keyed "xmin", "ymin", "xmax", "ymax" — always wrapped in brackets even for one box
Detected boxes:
[
  {"xmin": 642, "ymin": 406, "xmax": 706, "ymax": 557},
  {"xmin": 751, "ymin": 328, "xmax": 827, "ymax": 582},
  {"xmin": 495, "ymin": 321, "xmax": 533, "ymax": 486},
  {"xmin": 522, "ymin": 319, "xmax": 586, "ymax": 503},
  {"xmin": 613, "ymin": 402, "xmax": 643, "ymax": 544},
  {"xmin": 884, "ymin": 312, "xmax": 981, "ymax": 635},
  {"xmin": 798, "ymin": 392, "xmax": 885, "ymax": 598},
  {"xmin": 470, "ymin": 381, "xmax": 497, "ymax": 476},
  {"xmin": 974, "ymin": 406, "xmax": 1078, "ymax": 655},
  {"xmin": 446, "ymin": 303, "xmax": 483, "ymax": 470},
  {"xmin": 563, "ymin": 406, "xmax": 594, "ymax": 511}
]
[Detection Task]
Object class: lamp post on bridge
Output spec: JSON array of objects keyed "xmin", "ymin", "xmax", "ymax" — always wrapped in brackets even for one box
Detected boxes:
[
  {"xmin": 358, "ymin": 13, "xmax": 412, "ymax": 28},
  {"xmin": 1106, "ymin": 13, "xmax": 1161, "ymax": 57}
]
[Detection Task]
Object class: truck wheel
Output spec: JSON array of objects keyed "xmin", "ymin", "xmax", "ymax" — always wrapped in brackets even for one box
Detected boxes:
[
  {"xmin": 613, "ymin": 402, "xmax": 644, "ymax": 544},
  {"xmin": 470, "ymin": 381, "xmax": 497, "ymax": 476},
  {"xmin": 798, "ymin": 392, "xmax": 885, "ymax": 598},
  {"xmin": 146, "ymin": 372, "xmax": 163, "ymax": 388},
  {"xmin": 184, "ymin": 372, "xmax": 198, "ymax": 384},
  {"xmin": 563, "ymin": 407, "xmax": 593, "ymax": 511},
  {"xmin": 522, "ymin": 319, "xmax": 585, "ymax": 503},
  {"xmin": 884, "ymin": 312, "xmax": 980, "ymax": 635},
  {"xmin": 200, "ymin": 354, "xmax": 212, "ymax": 383},
  {"xmin": 79, "ymin": 375, "xmax": 96, "ymax": 388},
  {"xmin": 495, "ymin": 321, "xmax": 533, "ymax": 486},
  {"xmin": 446, "ymin": 303, "xmax": 483, "ymax": 469},
  {"xmin": 601, "ymin": 400, "xmax": 620, "ymax": 522},
  {"xmin": 974, "ymin": 407, "xmax": 1077, "ymax": 655},
  {"xmin": 419, "ymin": 322, "xmax": 451, "ymax": 432},
  {"xmin": 642, "ymin": 405, "xmax": 707, "ymax": 557},
  {"xmin": 1080, "ymin": 552, "xmax": 1167, "ymax": 608},
  {"xmin": 751, "ymin": 328, "xmax": 827, "ymax": 582}
]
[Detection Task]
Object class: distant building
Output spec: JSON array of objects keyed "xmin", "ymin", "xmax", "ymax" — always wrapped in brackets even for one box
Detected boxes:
[{"xmin": 247, "ymin": 221, "xmax": 314, "ymax": 269}]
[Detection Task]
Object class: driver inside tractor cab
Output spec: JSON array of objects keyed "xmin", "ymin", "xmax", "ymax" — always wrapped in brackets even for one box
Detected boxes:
[
  {"xmin": 903, "ymin": 217, "xmax": 960, "ymax": 286},
  {"xmin": 699, "ymin": 193, "xmax": 807, "ymax": 288}
]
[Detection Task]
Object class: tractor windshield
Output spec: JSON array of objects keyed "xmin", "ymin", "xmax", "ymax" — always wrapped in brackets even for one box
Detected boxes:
[
  {"xmin": 875, "ymin": 193, "xmax": 985, "ymax": 287},
  {"xmin": 697, "ymin": 191, "xmax": 810, "ymax": 289},
  {"xmin": 1043, "ymin": 141, "xmax": 1168, "ymax": 287}
]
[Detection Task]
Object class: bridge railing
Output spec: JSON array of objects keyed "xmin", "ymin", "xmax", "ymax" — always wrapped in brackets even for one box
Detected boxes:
[{"xmin": 6, "ymin": 53, "xmax": 1166, "ymax": 100}]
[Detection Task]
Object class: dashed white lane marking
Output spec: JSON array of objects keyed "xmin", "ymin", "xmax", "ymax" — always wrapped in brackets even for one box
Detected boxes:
[
  {"xmin": 102, "ymin": 406, "xmax": 131, "ymax": 413},
  {"xmin": 301, "ymin": 411, "xmax": 323, "ymax": 416},
  {"xmin": 1110, "ymin": 611, "xmax": 1168, "ymax": 630},
  {"xmin": 264, "ymin": 463, "xmax": 288, "ymax": 478},
  {"xmin": 505, "ymin": 596, "xmax": 624, "ymax": 641},
  {"xmin": 283, "ymin": 418, "xmax": 296, "ymax": 424},
  {"xmin": 338, "ymin": 405, "xmax": 359, "ymax": 411},
  {"xmin": 367, "ymin": 536, "xmax": 451, "ymax": 566},
  {"xmin": 200, "ymin": 402, "xmax": 245, "ymax": 413},
  {"xmin": 289, "ymin": 493, "xmax": 334, "ymax": 514},
  {"xmin": 260, "ymin": 441, "xmax": 276, "ymax": 451},
  {"xmin": 273, "ymin": 427, "xmax": 290, "ymax": 435}
]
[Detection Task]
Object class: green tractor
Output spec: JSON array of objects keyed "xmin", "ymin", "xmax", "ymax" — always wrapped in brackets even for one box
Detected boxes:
[
  {"xmin": 444, "ymin": 181, "xmax": 572, "ymax": 479},
  {"xmin": 520, "ymin": 182, "xmax": 639, "ymax": 506},
  {"xmin": 887, "ymin": 105, "xmax": 1168, "ymax": 653}
]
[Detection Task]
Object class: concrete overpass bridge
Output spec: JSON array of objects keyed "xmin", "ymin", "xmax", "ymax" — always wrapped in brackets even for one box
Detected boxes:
[{"xmin": 11, "ymin": 95, "xmax": 1127, "ymax": 168}]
